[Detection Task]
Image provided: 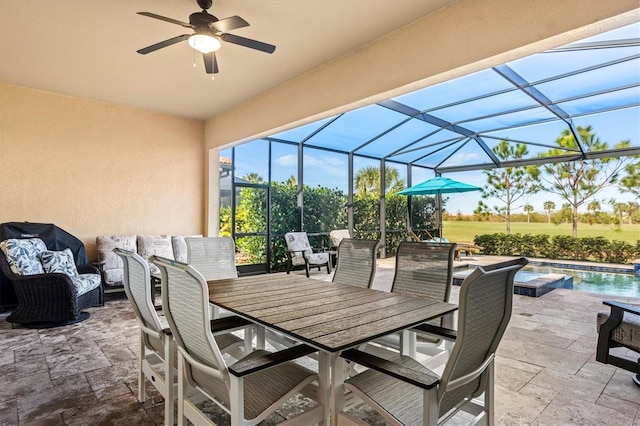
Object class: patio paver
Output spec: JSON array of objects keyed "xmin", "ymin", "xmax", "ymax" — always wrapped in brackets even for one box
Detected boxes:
[{"xmin": 0, "ymin": 255, "xmax": 637, "ymax": 425}]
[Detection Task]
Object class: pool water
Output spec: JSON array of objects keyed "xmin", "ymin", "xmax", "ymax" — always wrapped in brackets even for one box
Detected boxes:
[{"xmin": 524, "ymin": 265, "xmax": 639, "ymax": 298}]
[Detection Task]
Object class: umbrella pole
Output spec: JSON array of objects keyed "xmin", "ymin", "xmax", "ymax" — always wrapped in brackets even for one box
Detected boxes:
[{"xmin": 436, "ymin": 192, "xmax": 443, "ymax": 238}]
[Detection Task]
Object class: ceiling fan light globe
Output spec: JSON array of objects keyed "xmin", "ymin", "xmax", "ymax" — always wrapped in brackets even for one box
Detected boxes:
[{"xmin": 188, "ymin": 34, "xmax": 220, "ymax": 53}]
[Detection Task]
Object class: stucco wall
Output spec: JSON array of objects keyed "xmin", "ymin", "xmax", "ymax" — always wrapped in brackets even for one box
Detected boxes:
[{"xmin": 0, "ymin": 84, "xmax": 205, "ymax": 260}]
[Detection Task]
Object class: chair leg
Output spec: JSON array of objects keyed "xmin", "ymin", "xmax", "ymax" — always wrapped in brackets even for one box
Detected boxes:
[
  {"xmin": 138, "ymin": 331, "xmax": 146, "ymax": 402},
  {"xmin": 305, "ymin": 263, "xmax": 310, "ymax": 278},
  {"xmin": 164, "ymin": 336, "xmax": 175, "ymax": 426},
  {"xmin": 177, "ymin": 354, "xmax": 186, "ymax": 426}
]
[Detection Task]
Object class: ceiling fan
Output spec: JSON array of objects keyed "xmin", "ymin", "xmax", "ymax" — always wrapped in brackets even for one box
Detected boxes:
[{"xmin": 136, "ymin": 0, "xmax": 276, "ymax": 74}]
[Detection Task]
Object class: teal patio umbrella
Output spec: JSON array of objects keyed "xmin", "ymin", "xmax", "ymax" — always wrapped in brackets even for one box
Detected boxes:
[{"xmin": 399, "ymin": 176, "xmax": 482, "ymax": 238}]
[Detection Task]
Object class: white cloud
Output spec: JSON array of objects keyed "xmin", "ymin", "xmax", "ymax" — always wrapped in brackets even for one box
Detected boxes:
[
  {"xmin": 277, "ymin": 154, "xmax": 298, "ymax": 166},
  {"xmin": 303, "ymin": 155, "xmax": 324, "ymax": 167},
  {"xmin": 325, "ymin": 157, "xmax": 345, "ymax": 167}
]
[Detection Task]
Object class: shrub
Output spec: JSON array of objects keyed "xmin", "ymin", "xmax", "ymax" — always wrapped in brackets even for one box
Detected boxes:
[{"xmin": 474, "ymin": 233, "xmax": 638, "ymax": 264}]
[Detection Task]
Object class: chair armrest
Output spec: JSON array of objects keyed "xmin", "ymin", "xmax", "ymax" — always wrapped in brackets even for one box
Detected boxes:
[
  {"xmin": 341, "ymin": 348, "xmax": 440, "ymax": 390},
  {"xmin": 604, "ymin": 300, "xmax": 640, "ymax": 316},
  {"xmin": 412, "ymin": 323, "xmax": 457, "ymax": 341},
  {"xmin": 228, "ymin": 344, "xmax": 316, "ymax": 377},
  {"xmin": 210, "ymin": 316, "xmax": 252, "ymax": 333},
  {"xmin": 78, "ymin": 264, "xmax": 100, "ymax": 275}
]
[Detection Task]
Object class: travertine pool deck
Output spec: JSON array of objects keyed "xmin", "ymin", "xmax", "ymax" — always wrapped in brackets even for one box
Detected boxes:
[{"xmin": 0, "ymin": 255, "xmax": 638, "ymax": 425}]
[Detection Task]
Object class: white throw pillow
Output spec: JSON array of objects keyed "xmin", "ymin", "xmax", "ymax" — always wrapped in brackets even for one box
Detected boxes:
[
  {"xmin": 0, "ymin": 238, "xmax": 47, "ymax": 275},
  {"xmin": 41, "ymin": 248, "xmax": 78, "ymax": 277}
]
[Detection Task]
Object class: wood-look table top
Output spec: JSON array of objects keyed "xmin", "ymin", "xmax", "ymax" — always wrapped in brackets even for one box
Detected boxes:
[{"xmin": 208, "ymin": 274, "xmax": 458, "ymax": 353}]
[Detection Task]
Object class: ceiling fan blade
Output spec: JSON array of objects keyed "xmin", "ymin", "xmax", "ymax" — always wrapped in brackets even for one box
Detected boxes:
[
  {"xmin": 203, "ymin": 52, "xmax": 219, "ymax": 74},
  {"xmin": 209, "ymin": 15, "xmax": 249, "ymax": 33},
  {"xmin": 137, "ymin": 12, "xmax": 192, "ymax": 28},
  {"xmin": 137, "ymin": 34, "xmax": 190, "ymax": 54},
  {"xmin": 220, "ymin": 33, "xmax": 276, "ymax": 54}
]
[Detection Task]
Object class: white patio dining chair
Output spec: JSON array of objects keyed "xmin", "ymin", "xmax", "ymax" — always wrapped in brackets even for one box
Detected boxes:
[
  {"xmin": 151, "ymin": 255, "xmax": 323, "ymax": 426},
  {"xmin": 332, "ymin": 238, "xmax": 380, "ymax": 288},
  {"xmin": 365, "ymin": 241, "xmax": 457, "ymax": 367},
  {"xmin": 114, "ymin": 248, "xmax": 245, "ymax": 426},
  {"xmin": 339, "ymin": 257, "xmax": 528, "ymax": 426},
  {"xmin": 186, "ymin": 236, "xmax": 237, "ymax": 319}
]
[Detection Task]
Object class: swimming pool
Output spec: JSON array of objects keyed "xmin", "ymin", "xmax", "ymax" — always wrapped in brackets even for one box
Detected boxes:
[
  {"xmin": 453, "ymin": 264, "xmax": 639, "ymax": 298},
  {"xmin": 524, "ymin": 265, "xmax": 639, "ymax": 298}
]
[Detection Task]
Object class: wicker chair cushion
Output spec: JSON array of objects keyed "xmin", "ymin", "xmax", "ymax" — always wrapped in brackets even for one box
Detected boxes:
[
  {"xmin": 291, "ymin": 252, "xmax": 329, "ymax": 266},
  {"xmin": 41, "ymin": 248, "xmax": 79, "ymax": 276},
  {"xmin": 285, "ymin": 232, "xmax": 313, "ymax": 257},
  {"xmin": 71, "ymin": 274, "xmax": 101, "ymax": 296},
  {"xmin": 329, "ymin": 229, "xmax": 350, "ymax": 248},
  {"xmin": 0, "ymin": 238, "xmax": 47, "ymax": 275},
  {"xmin": 597, "ymin": 309, "xmax": 640, "ymax": 350},
  {"xmin": 285, "ymin": 232, "xmax": 329, "ymax": 265},
  {"xmin": 137, "ymin": 235, "xmax": 175, "ymax": 274}
]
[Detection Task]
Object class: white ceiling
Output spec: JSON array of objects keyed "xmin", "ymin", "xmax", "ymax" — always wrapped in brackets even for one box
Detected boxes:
[{"xmin": 0, "ymin": 0, "xmax": 457, "ymax": 121}]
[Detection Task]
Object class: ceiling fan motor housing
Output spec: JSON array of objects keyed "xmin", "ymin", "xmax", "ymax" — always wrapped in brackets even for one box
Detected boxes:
[
  {"xmin": 197, "ymin": 0, "xmax": 213, "ymax": 11},
  {"xmin": 190, "ymin": 11, "xmax": 218, "ymax": 32}
]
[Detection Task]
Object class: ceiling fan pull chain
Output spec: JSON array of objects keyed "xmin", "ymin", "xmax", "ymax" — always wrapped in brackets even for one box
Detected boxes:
[{"xmin": 193, "ymin": 49, "xmax": 197, "ymax": 68}]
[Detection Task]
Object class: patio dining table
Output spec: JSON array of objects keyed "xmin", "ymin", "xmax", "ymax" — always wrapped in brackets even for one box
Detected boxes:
[{"xmin": 207, "ymin": 273, "xmax": 458, "ymax": 425}]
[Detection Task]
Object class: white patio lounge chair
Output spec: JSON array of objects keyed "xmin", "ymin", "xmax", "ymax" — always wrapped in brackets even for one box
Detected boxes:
[{"xmin": 284, "ymin": 231, "xmax": 331, "ymax": 277}]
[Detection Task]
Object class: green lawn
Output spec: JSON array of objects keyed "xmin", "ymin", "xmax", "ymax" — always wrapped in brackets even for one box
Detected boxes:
[{"xmin": 441, "ymin": 221, "xmax": 640, "ymax": 244}]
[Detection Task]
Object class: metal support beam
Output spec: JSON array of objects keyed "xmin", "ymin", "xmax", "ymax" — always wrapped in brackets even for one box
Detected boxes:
[
  {"xmin": 348, "ymin": 153, "xmax": 354, "ymax": 235},
  {"xmin": 378, "ymin": 99, "xmax": 501, "ymax": 167},
  {"xmin": 493, "ymin": 64, "xmax": 587, "ymax": 155},
  {"xmin": 379, "ymin": 159, "xmax": 386, "ymax": 258}
]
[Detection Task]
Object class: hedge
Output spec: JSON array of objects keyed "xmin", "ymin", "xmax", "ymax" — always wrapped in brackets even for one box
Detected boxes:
[{"xmin": 473, "ymin": 233, "xmax": 640, "ymax": 264}]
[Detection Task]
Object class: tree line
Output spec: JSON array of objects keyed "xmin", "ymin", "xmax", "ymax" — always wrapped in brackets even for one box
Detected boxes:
[{"xmin": 472, "ymin": 125, "xmax": 639, "ymax": 237}]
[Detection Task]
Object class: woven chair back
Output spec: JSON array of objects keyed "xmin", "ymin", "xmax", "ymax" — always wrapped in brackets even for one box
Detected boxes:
[
  {"xmin": 186, "ymin": 237, "xmax": 237, "ymax": 281},
  {"xmin": 114, "ymin": 248, "xmax": 164, "ymax": 354},
  {"xmin": 152, "ymin": 256, "xmax": 230, "ymax": 386},
  {"xmin": 438, "ymin": 257, "xmax": 528, "ymax": 415},
  {"xmin": 332, "ymin": 238, "xmax": 379, "ymax": 288},
  {"xmin": 391, "ymin": 241, "xmax": 457, "ymax": 302}
]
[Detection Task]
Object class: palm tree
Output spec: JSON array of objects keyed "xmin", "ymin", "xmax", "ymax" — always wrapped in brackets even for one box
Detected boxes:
[
  {"xmin": 543, "ymin": 201, "xmax": 555, "ymax": 224},
  {"xmin": 524, "ymin": 204, "xmax": 534, "ymax": 223},
  {"xmin": 627, "ymin": 201, "xmax": 639, "ymax": 224},
  {"xmin": 587, "ymin": 200, "xmax": 601, "ymax": 224},
  {"xmin": 354, "ymin": 165, "xmax": 405, "ymax": 196}
]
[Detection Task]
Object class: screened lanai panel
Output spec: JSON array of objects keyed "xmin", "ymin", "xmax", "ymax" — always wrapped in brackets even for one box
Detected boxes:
[
  {"xmin": 572, "ymin": 107, "xmax": 640, "ymax": 148},
  {"xmin": 462, "ymin": 107, "xmax": 557, "ymax": 133},
  {"xmin": 355, "ymin": 118, "xmax": 442, "ymax": 158},
  {"xmin": 437, "ymin": 140, "xmax": 501, "ymax": 169},
  {"xmin": 392, "ymin": 69, "xmax": 514, "ymax": 112},
  {"xmin": 409, "ymin": 140, "xmax": 472, "ymax": 168},
  {"xmin": 509, "ymin": 48, "xmax": 637, "ymax": 83},
  {"xmin": 534, "ymin": 59, "xmax": 640, "ymax": 102},
  {"xmin": 481, "ymin": 120, "xmax": 575, "ymax": 151},
  {"xmin": 559, "ymin": 86, "xmax": 640, "ymax": 116},
  {"xmin": 389, "ymin": 138, "xmax": 464, "ymax": 164},
  {"xmin": 234, "ymin": 139, "xmax": 268, "ymax": 182},
  {"xmin": 304, "ymin": 104, "xmax": 407, "ymax": 152},
  {"xmin": 431, "ymin": 89, "xmax": 538, "ymax": 124},
  {"xmin": 270, "ymin": 116, "xmax": 337, "ymax": 143},
  {"xmin": 271, "ymin": 142, "xmax": 297, "ymax": 183}
]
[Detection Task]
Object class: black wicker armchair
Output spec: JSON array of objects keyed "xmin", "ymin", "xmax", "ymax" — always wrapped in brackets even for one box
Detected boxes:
[
  {"xmin": 0, "ymin": 253, "xmax": 101, "ymax": 326},
  {"xmin": 0, "ymin": 222, "xmax": 102, "ymax": 327}
]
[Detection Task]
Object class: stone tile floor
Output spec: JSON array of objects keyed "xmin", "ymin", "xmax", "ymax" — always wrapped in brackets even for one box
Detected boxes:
[{"xmin": 0, "ymin": 255, "xmax": 639, "ymax": 425}]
